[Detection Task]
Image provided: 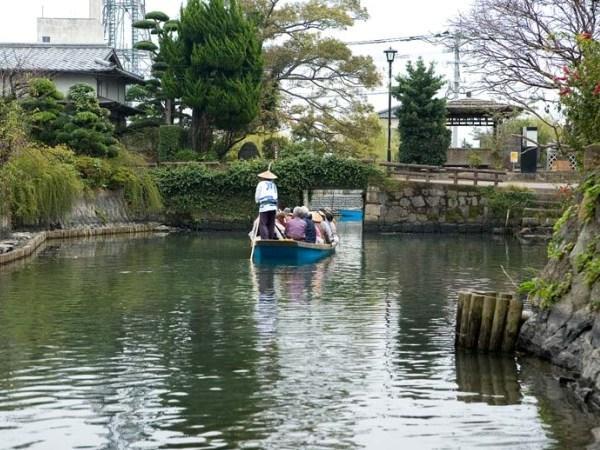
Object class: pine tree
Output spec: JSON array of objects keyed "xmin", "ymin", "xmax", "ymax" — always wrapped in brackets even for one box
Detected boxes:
[
  {"xmin": 393, "ymin": 59, "xmax": 450, "ymax": 165},
  {"xmin": 55, "ymin": 84, "xmax": 119, "ymax": 158},
  {"xmin": 160, "ymin": 0, "xmax": 263, "ymax": 154},
  {"xmin": 20, "ymin": 78, "xmax": 64, "ymax": 146}
]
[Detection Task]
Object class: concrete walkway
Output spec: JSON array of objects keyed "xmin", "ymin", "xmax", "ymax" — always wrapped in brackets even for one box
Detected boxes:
[{"xmin": 396, "ymin": 176, "xmax": 577, "ymax": 191}]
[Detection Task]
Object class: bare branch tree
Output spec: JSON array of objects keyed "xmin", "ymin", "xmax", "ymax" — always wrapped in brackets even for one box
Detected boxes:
[{"xmin": 449, "ymin": 0, "xmax": 599, "ymax": 147}]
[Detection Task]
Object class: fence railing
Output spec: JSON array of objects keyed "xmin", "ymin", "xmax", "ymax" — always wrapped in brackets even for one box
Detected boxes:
[{"xmin": 379, "ymin": 162, "xmax": 506, "ymax": 186}]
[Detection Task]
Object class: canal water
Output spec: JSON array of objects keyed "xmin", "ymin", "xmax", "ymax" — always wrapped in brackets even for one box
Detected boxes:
[{"xmin": 0, "ymin": 223, "xmax": 598, "ymax": 449}]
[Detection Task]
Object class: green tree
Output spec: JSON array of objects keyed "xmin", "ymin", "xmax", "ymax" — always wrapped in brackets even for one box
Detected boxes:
[
  {"xmin": 139, "ymin": 0, "xmax": 263, "ymax": 156},
  {"xmin": 242, "ymin": 0, "xmax": 380, "ymax": 145},
  {"xmin": 393, "ymin": 59, "xmax": 450, "ymax": 165},
  {"xmin": 55, "ymin": 84, "xmax": 119, "ymax": 158},
  {"xmin": 558, "ymin": 34, "xmax": 600, "ymax": 153},
  {"xmin": 19, "ymin": 78, "xmax": 64, "ymax": 146}
]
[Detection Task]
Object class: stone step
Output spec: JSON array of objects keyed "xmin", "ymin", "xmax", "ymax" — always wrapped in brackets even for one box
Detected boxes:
[
  {"xmin": 522, "ymin": 216, "xmax": 557, "ymax": 227},
  {"xmin": 529, "ymin": 199, "xmax": 563, "ymax": 208},
  {"xmin": 523, "ymin": 207, "xmax": 562, "ymax": 218}
]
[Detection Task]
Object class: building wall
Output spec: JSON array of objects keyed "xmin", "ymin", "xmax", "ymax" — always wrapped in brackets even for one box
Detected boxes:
[
  {"xmin": 52, "ymin": 73, "xmax": 98, "ymax": 96},
  {"xmin": 89, "ymin": 0, "xmax": 103, "ymax": 21},
  {"xmin": 97, "ymin": 77, "xmax": 126, "ymax": 103},
  {"xmin": 37, "ymin": 18, "xmax": 104, "ymax": 44}
]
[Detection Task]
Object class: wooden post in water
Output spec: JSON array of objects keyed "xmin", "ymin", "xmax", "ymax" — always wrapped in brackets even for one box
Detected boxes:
[
  {"xmin": 466, "ymin": 294, "xmax": 485, "ymax": 349},
  {"xmin": 488, "ymin": 293, "xmax": 511, "ymax": 352},
  {"xmin": 458, "ymin": 292, "xmax": 472, "ymax": 348},
  {"xmin": 478, "ymin": 294, "xmax": 497, "ymax": 351},
  {"xmin": 455, "ymin": 292, "xmax": 469, "ymax": 347},
  {"xmin": 502, "ymin": 295, "xmax": 523, "ymax": 353}
]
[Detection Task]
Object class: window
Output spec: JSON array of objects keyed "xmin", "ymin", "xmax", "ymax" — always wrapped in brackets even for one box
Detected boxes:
[{"xmin": 42, "ymin": 36, "xmax": 50, "ymax": 43}]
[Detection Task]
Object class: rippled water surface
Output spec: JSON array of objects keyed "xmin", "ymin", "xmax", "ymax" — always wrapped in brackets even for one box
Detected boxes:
[{"xmin": 1, "ymin": 224, "xmax": 598, "ymax": 449}]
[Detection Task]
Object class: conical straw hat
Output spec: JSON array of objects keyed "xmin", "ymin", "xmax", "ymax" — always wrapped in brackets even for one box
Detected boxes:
[{"xmin": 258, "ymin": 169, "xmax": 277, "ymax": 180}]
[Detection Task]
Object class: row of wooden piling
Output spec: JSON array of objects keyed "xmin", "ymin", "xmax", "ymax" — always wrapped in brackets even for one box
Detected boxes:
[{"xmin": 455, "ymin": 291, "xmax": 523, "ymax": 353}]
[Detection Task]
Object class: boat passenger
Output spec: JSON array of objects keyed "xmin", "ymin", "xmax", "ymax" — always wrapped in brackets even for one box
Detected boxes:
[
  {"xmin": 311, "ymin": 211, "xmax": 325, "ymax": 244},
  {"xmin": 285, "ymin": 206, "xmax": 307, "ymax": 241},
  {"xmin": 304, "ymin": 207, "xmax": 317, "ymax": 243},
  {"xmin": 317, "ymin": 211, "xmax": 333, "ymax": 244},
  {"xmin": 255, "ymin": 168, "xmax": 279, "ymax": 240},
  {"xmin": 275, "ymin": 212, "xmax": 287, "ymax": 239},
  {"xmin": 321, "ymin": 208, "xmax": 339, "ymax": 243}
]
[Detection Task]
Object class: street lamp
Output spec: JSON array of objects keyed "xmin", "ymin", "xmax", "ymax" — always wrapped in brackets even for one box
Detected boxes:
[{"xmin": 384, "ymin": 47, "xmax": 398, "ymax": 163}]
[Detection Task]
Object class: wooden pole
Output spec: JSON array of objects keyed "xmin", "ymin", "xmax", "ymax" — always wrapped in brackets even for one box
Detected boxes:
[
  {"xmin": 478, "ymin": 294, "xmax": 497, "ymax": 351},
  {"xmin": 458, "ymin": 293, "xmax": 472, "ymax": 348},
  {"xmin": 455, "ymin": 292, "xmax": 468, "ymax": 347},
  {"xmin": 489, "ymin": 293, "xmax": 511, "ymax": 352},
  {"xmin": 249, "ymin": 217, "xmax": 259, "ymax": 261},
  {"xmin": 466, "ymin": 294, "xmax": 485, "ymax": 349},
  {"xmin": 502, "ymin": 295, "xmax": 524, "ymax": 353}
]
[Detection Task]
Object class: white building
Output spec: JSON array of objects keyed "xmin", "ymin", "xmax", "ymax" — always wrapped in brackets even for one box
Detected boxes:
[
  {"xmin": 37, "ymin": 0, "xmax": 104, "ymax": 45},
  {"xmin": 0, "ymin": 43, "xmax": 143, "ymax": 126}
]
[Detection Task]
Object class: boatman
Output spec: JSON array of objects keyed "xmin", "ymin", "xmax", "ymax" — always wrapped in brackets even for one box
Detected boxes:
[{"xmin": 255, "ymin": 168, "xmax": 278, "ymax": 240}]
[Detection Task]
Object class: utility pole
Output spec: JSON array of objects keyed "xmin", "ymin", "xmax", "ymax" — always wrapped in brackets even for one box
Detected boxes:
[{"xmin": 450, "ymin": 34, "xmax": 461, "ymax": 148}]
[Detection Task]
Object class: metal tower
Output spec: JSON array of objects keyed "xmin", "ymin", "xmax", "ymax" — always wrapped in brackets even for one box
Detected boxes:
[{"xmin": 102, "ymin": 0, "xmax": 150, "ymax": 75}]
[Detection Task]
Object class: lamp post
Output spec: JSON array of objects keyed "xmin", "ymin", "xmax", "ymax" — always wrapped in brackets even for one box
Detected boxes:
[{"xmin": 384, "ymin": 47, "xmax": 398, "ymax": 163}]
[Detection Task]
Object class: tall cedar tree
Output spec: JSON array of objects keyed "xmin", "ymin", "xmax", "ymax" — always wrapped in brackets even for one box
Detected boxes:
[
  {"xmin": 393, "ymin": 59, "xmax": 450, "ymax": 165},
  {"xmin": 160, "ymin": 0, "xmax": 263, "ymax": 154},
  {"xmin": 55, "ymin": 84, "xmax": 119, "ymax": 158}
]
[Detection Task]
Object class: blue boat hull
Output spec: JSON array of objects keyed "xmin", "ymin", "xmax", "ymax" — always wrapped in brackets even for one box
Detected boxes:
[{"xmin": 253, "ymin": 240, "xmax": 337, "ymax": 265}]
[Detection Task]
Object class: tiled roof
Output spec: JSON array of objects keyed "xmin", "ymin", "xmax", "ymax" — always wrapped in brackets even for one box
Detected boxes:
[{"xmin": 0, "ymin": 44, "xmax": 142, "ymax": 82}]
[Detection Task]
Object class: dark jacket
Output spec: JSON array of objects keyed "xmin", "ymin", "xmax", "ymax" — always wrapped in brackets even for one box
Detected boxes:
[{"xmin": 304, "ymin": 217, "xmax": 317, "ymax": 243}]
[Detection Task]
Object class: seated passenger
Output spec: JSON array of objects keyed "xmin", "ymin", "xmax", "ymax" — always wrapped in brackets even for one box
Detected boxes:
[
  {"xmin": 317, "ymin": 210, "xmax": 333, "ymax": 244},
  {"xmin": 304, "ymin": 207, "xmax": 317, "ymax": 243},
  {"xmin": 275, "ymin": 212, "xmax": 287, "ymax": 239},
  {"xmin": 322, "ymin": 208, "xmax": 339, "ymax": 243},
  {"xmin": 285, "ymin": 207, "xmax": 307, "ymax": 240},
  {"xmin": 311, "ymin": 212, "xmax": 325, "ymax": 244}
]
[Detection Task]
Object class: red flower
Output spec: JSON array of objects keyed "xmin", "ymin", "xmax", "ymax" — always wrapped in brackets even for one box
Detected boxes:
[
  {"xmin": 593, "ymin": 84, "xmax": 600, "ymax": 96},
  {"xmin": 579, "ymin": 32, "xmax": 592, "ymax": 41},
  {"xmin": 559, "ymin": 87, "xmax": 572, "ymax": 96},
  {"xmin": 562, "ymin": 65, "xmax": 571, "ymax": 75}
]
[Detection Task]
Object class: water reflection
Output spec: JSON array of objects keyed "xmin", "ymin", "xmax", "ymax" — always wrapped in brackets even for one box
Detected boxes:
[
  {"xmin": 0, "ymin": 229, "xmax": 599, "ymax": 449},
  {"xmin": 455, "ymin": 351, "xmax": 522, "ymax": 405}
]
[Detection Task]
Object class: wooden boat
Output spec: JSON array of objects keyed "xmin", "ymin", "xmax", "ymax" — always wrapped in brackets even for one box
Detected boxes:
[{"xmin": 252, "ymin": 239, "xmax": 337, "ymax": 264}]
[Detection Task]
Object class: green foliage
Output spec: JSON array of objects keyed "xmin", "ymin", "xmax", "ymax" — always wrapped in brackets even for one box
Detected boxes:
[
  {"xmin": 173, "ymin": 149, "xmax": 197, "ymax": 161},
  {"xmin": 467, "ymin": 150, "xmax": 483, "ymax": 168},
  {"xmin": 55, "ymin": 84, "xmax": 119, "ymax": 158},
  {"xmin": 145, "ymin": 11, "xmax": 170, "ymax": 21},
  {"xmin": 158, "ymin": 0, "xmax": 263, "ymax": 154},
  {"xmin": 519, "ymin": 274, "xmax": 573, "ymax": 310},
  {"xmin": 575, "ymin": 236, "xmax": 600, "ymax": 288},
  {"xmin": 0, "ymin": 100, "xmax": 28, "ymax": 164},
  {"xmin": 393, "ymin": 58, "xmax": 451, "ymax": 165},
  {"xmin": 262, "ymin": 135, "xmax": 289, "ymax": 159},
  {"xmin": 579, "ymin": 170, "xmax": 600, "ymax": 222},
  {"xmin": 482, "ymin": 186, "xmax": 534, "ymax": 220},
  {"xmin": 19, "ymin": 78, "xmax": 64, "ymax": 146},
  {"xmin": 134, "ymin": 40, "xmax": 159, "ymax": 52},
  {"xmin": 553, "ymin": 205, "xmax": 576, "ymax": 234},
  {"xmin": 153, "ymin": 153, "xmax": 380, "ymax": 221},
  {"xmin": 110, "ymin": 167, "xmax": 163, "ymax": 214},
  {"xmin": 125, "ymin": 83, "xmax": 165, "ymax": 129},
  {"xmin": 0, "ymin": 146, "xmax": 83, "ymax": 226},
  {"xmin": 158, "ymin": 125, "xmax": 185, "ymax": 161},
  {"xmin": 559, "ymin": 36, "xmax": 600, "ymax": 152}
]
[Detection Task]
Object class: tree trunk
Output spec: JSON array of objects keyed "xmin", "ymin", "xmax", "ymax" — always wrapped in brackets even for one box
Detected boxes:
[
  {"xmin": 165, "ymin": 98, "xmax": 173, "ymax": 125},
  {"xmin": 191, "ymin": 108, "xmax": 213, "ymax": 154}
]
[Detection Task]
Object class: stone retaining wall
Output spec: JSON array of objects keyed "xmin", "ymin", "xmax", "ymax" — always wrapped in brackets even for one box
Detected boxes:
[
  {"xmin": 0, "ymin": 213, "xmax": 10, "ymax": 238},
  {"xmin": 364, "ymin": 182, "xmax": 494, "ymax": 232},
  {"xmin": 0, "ymin": 224, "xmax": 164, "ymax": 266}
]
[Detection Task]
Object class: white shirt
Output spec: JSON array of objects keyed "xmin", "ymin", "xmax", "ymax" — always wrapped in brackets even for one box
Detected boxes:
[{"xmin": 255, "ymin": 180, "xmax": 278, "ymax": 213}]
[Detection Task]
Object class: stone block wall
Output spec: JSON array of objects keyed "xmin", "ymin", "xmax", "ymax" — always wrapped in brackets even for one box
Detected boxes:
[
  {"xmin": 307, "ymin": 189, "xmax": 364, "ymax": 212},
  {"xmin": 364, "ymin": 182, "xmax": 493, "ymax": 233}
]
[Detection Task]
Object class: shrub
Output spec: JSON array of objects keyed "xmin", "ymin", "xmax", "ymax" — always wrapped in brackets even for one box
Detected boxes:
[
  {"xmin": 482, "ymin": 186, "xmax": 534, "ymax": 222},
  {"xmin": 0, "ymin": 146, "xmax": 83, "ymax": 226},
  {"xmin": 158, "ymin": 125, "xmax": 185, "ymax": 161},
  {"xmin": 153, "ymin": 153, "xmax": 381, "ymax": 222},
  {"xmin": 173, "ymin": 149, "xmax": 197, "ymax": 162},
  {"xmin": 262, "ymin": 136, "xmax": 289, "ymax": 159}
]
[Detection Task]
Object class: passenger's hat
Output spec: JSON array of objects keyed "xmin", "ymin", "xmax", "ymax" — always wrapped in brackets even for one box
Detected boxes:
[{"xmin": 311, "ymin": 211, "xmax": 323, "ymax": 223}]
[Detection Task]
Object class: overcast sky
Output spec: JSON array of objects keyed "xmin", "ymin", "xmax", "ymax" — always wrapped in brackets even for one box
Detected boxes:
[{"xmin": 0, "ymin": 0, "xmax": 475, "ymax": 112}]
